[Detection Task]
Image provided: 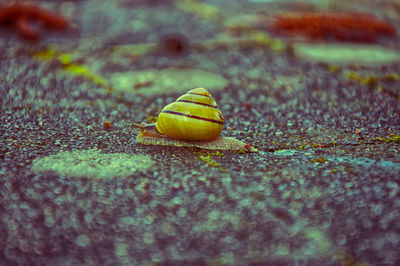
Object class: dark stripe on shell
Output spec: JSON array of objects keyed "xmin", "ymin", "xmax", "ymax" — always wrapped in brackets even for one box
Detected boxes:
[
  {"xmin": 188, "ymin": 92, "xmax": 212, "ymax": 98},
  {"xmin": 177, "ymin": 99, "xmax": 217, "ymax": 108},
  {"xmin": 162, "ymin": 110, "xmax": 224, "ymax": 125}
]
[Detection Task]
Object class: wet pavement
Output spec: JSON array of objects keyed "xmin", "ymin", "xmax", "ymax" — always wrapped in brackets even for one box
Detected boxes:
[{"xmin": 1, "ymin": 0, "xmax": 400, "ymax": 265}]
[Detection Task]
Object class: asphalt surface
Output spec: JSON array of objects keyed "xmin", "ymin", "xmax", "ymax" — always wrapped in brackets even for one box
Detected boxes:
[{"xmin": 1, "ymin": 0, "xmax": 400, "ymax": 265}]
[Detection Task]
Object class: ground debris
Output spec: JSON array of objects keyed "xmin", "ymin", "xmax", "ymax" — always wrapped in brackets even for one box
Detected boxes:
[
  {"xmin": 270, "ymin": 12, "xmax": 396, "ymax": 42},
  {"xmin": 0, "ymin": 1, "xmax": 69, "ymax": 40}
]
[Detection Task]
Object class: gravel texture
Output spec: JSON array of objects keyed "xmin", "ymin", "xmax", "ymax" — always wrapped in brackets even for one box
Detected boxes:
[{"xmin": 1, "ymin": 0, "xmax": 400, "ymax": 265}]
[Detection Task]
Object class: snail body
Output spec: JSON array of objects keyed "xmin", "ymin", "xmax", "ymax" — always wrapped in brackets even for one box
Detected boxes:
[{"xmin": 133, "ymin": 88, "xmax": 224, "ymax": 141}]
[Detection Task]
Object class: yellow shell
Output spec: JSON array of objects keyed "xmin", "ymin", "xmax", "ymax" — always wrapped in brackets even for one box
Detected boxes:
[{"xmin": 155, "ymin": 88, "xmax": 224, "ymax": 141}]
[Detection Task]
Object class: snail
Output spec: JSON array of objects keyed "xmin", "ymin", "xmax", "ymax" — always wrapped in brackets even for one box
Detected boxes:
[
  {"xmin": 132, "ymin": 88, "xmax": 257, "ymax": 152},
  {"xmin": 132, "ymin": 87, "xmax": 224, "ymax": 141}
]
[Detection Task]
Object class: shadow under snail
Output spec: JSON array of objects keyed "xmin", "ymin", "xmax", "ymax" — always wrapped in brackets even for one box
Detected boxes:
[{"xmin": 132, "ymin": 87, "xmax": 224, "ymax": 141}]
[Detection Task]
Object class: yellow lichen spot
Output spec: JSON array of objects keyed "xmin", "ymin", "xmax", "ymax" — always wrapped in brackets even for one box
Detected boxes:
[
  {"xmin": 197, "ymin": 153, "xmax": 227, "ymax": 172},
  {"xmin": 311, "ymin": 156, "xmax": 326, "ymax": 164},
  {"xmin": 235, "ymin": 149, "xmax": 247, "ymax": 154},
  {"xmin": 327, "ymin": 64, "xmax": 341, "ymax": 73},
  {"xmin": 32, "ymin": 46, "xmax": 109, "ymax": 89},
  {"xmin": 346, "ymin": 71, "xmax": 400, "ymax": 91},
  {"xmin": 199, "ymin": 155, "xmax": 220, "ymax": 167},
  {"xmin": 215, "ymin": 151, "xmax": 225, "ymax": 157},
  {"xmin": 372, "ymin": 133, "xmax": 400, "ymax": 144},
  {"xmin": 330, "ymin": 168, "xmax": 339, "ymax": 173},
  {"xmin": 63, "ymin": 64, "xmax": 89, "ymax": 75},
  {"xmin": 362, "ymin": 76, "xmax": 379, "ymax": 86},
  {"xmin": 250, "ymin": 31, "xmax": 286, "ymax": 51},
  {"xmin": 298, "ymin": 144, "xmax": 306, "ymax": 150},
  {"xmin": 390, "ymin": 134, "xmax": 400, "ymax": 143},
  {"xmin": 63, "ymin": 64, "xmax": 108, "ymax": 87},
  {"xmin": 346, "ymin": 71, "xmax": 364, "ymax": 83},
  {"xmin": 176, "ymin": 0, "xmax": 222, "ymax": 21},
  {"xmin": 385, "ymin": 73, "xmax": 400, "ymax": 81},
  {"xmin": 58, "ymin": 53, "xmax": 73, "ymax": 65},
  {"xmin": 33, "ymin": 45, "xmax": 59, "ymax": 60}
]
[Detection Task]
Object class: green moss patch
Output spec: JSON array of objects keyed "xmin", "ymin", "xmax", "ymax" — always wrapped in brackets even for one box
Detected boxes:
[
  {"xmin": 110, "ymin": 68, "xmax": 228, "ymax": 97},
  {"xmin": 31, "ymin": 149, "xmax": 153, "ymax": 178},
  {"xmin": 294, "ymin": 43, "xmax": 400, "ymax": 66}
]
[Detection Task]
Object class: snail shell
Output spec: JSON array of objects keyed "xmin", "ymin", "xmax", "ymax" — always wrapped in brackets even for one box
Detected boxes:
[{"xmin": 155, "ymin": 88, "xmax": 224, "ymax": 141}]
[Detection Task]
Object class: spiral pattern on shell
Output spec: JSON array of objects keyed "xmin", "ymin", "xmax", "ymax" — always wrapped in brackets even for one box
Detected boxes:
[{"xmin": 155, "ymin": 88, "xmax": 224, "ymax": 141}]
